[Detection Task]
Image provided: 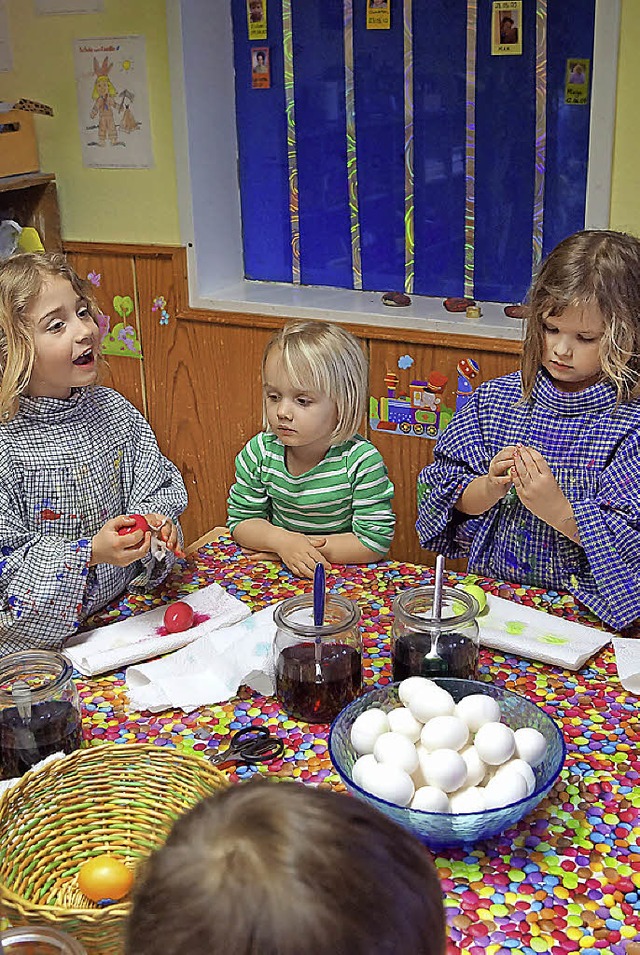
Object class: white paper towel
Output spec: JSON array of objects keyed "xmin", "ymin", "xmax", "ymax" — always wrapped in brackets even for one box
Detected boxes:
[
  {"xmin": 64, "ymin": 583, "xmax": 250, "ymax": 676},
  {"xmin": 477, "ymin": 593, "xmax": 611, "ymax": 670},
  {"xmin": 611, "ymin": 636, "xmax": 640, "ymax": 694},
  {"xmin": 126, "ymin": 604, "xmax": 278, "ymax": 713}
]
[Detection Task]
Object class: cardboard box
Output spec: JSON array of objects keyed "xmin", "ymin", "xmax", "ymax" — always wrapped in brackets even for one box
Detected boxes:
[{"xmin": 0, "ymin": 99, "xmax": 54, "ymax": 179}]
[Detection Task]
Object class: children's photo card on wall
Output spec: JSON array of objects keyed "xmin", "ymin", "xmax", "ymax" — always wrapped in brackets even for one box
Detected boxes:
[
  {"xmin": 366, "ymin": 0, "xmax": 390, "ymax": 31},
  {"xmin": 491, "ymin": 1, "xmax": 522, "ymax": 56},
  {"xmin": 247, "ymin": 0, "xmax": 267, "ymax": 40},
  {"xmin": 565, "ymin": 58, "xmax": 590, "ymax": 106},
  {"xmin": 73, "ymin": 35, "xmax": 153, "ymax": 168},
  {"xmin": 251, "ymin": 47, "xmax": 270, "ymax": 89}
]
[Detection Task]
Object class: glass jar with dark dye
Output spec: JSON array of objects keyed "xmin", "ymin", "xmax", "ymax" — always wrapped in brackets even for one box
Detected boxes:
[
  {"xmin": 273, "ymin": 595, "xmax": 362, "ymax": 723},
  {"xmin": 391, "ymin": 586, "xmax": 480, "ymax": 681},
  {"xmin": 0, "ymin": 650, "xmax": 83, "ymax": 779}
]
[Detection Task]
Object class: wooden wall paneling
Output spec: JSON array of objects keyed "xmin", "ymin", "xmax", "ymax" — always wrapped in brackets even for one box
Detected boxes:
[
  {"xmin": 135, "ymin": 254, "xmax": 272, "ymax": 546},
  {"xmin": 367, "ymin": 340, "xmax": 521, "ymax": 568},
  {"xmin": 65, "ymin": 249, "xmax": 145, "ymax": 415}
]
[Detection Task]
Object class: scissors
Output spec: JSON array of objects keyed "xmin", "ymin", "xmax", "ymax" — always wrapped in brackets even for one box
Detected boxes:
[{"xmin": 207, "ymin": 726, "xmax": 285, "ymax": 767}]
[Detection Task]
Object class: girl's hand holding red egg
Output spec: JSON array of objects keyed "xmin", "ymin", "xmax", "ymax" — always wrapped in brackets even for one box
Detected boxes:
[
  {"xmin": 90, "ymin": 515, "xmax": 152, "ymax": 567},
  {"xmin": 90, "ymin": 513, "xmax": 183, "ymax": 567}
]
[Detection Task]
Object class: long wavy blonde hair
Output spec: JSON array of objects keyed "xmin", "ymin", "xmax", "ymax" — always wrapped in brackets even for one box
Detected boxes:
[
  {"xmin": 0, "ymin": 252, "xmax": 101, "ymax": 422},
  {"xmin": 522, "ymin": 229, "xmax": 640, "ymax": 404}
]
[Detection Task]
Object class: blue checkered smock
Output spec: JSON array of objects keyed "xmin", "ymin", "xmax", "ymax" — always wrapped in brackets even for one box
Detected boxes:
[
  {"xmin": 416, "ymin": 370, "xmax": 640, "ymax": 631},
  {"xmin": 0, "ymin": 387, "xmax": 188, "ymax": 654}
]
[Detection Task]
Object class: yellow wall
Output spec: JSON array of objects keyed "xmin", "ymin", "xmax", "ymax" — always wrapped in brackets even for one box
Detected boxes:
[
  {"xmin": 1, "ymin": 0, "xmax": 638, "ymax": 244},
  {"xmin": 0, "ymin": 0, "xmax": 179, "ymax": 244},
  {"xmin": 610, "ymin": 0, "xmax": 640, "ymax": 233}
]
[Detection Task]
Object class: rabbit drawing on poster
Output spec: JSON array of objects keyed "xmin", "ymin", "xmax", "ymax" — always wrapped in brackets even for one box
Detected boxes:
[{"xmin": 90, "ymin": 56, "xmax": 119, "ymax": 146}]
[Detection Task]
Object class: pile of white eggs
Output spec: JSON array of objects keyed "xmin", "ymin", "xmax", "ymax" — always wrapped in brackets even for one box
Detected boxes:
[{"xmin": 350, "ymin": 677, "xmax": 548, "ymax": 814}]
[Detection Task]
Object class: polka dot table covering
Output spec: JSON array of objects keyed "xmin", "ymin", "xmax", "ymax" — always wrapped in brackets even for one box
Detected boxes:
[{"xmin": 78, "ymin": 538, "xmax": 640, "ymax": 955}]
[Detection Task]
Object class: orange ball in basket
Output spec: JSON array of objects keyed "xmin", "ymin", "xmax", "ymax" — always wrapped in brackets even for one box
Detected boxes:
[{"xmin": 77, "ymin": 854, "xmax": 134, "ymax": 903}]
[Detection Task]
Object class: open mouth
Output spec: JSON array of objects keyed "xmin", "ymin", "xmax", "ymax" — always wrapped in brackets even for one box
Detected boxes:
[{"xmin": 73, "ymin": 349, "xmax": 95, "ymax": 366}]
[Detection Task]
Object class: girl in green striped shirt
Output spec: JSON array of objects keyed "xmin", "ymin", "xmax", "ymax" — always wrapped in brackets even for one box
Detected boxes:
[{"xmin": 227, "ymin": 321, "xmax": 396, "ymax": 578}]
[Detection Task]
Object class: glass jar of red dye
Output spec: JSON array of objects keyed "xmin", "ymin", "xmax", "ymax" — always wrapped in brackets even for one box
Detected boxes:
[
  {"xmin": 273, "ymin": 595, "xmax": 362, "ymax": 723},
  {"xmin": 0, "ymin": 650, "xmax": 83, "ymax": 780},
  {"xmin": 391, "ymin": 586, "xmax": 480, "ymax": 681}
]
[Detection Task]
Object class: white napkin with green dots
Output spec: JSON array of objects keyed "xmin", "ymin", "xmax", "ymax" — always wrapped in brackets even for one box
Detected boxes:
[{"xmin": 477, "ymin": 593, "xmax": 611, "ymax": 670}]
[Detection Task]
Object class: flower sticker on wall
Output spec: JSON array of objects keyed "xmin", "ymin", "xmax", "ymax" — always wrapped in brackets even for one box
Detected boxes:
[
  {"xmin": 101, "ymin": 294, "xmax": 142, "ymax": 359},
  {"xmin": 95, "ymin": 311, "xmax": 110, "ymax": 342},
  {"xmin": 152, "ymin": 295, "xmax": 170, "ymax": 326},
  {"xmin": 87, "ymin": 271, "xmax": 101, "ymax": 287}
]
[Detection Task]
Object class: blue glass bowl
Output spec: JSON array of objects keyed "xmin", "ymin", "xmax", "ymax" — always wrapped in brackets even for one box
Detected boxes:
[{"xmin": 328, "ymin": 679, "xmax": 566, "ymax": 849}]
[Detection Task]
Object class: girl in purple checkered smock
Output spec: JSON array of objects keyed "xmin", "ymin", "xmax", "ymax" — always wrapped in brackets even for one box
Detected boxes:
[
  {"xmin": 417, "ymin": 230, "xmax": 640, "ymax": 631},
  {"xmin": 0, "ymin": 253, "xmax": 188, "ymax": 654}
]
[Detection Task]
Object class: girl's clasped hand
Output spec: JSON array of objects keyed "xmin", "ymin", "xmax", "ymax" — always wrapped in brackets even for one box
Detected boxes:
[{"xmin": 491, "ymin": 444, "xmax": 578, "ymax": 541}]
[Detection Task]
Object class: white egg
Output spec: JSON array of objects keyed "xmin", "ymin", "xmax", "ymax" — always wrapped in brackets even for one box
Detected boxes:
[
  {"xmin": 514, "ymin": 727, "xmax": 547, "ymax": 767},
  {"xmin": 415, "ymin": 743, "xmax": 432, "ymax": 781},
  {"xmin": 493, "ymin": 758, "xmax": 536, "ymax": 796},
  {"xmin": 449, "ymin": 786, "xmax": 487, "ymax": 814},
  {"xmin": 420, "ymin": 715, "xmax": 469, "ymax": 753},
  {"xmin": 421, "ymin": 748, "xmax": 467, "ymax": 793},
  {"xmin": 460, "ymin": 744, "xmax": 487, "ymax": 787},
  {"xmin": 352, "ymin": 753, "xmax": 378, "ymax": 789},
  {"xmin": 484, "ymin": 770, "xmax": 528, "ymax": 809},
  {"xmin": 350, "ymin": 708, "xmax": 390, "ymax": 755},
  {"xmin": 411, "ymin": 762, "xmax": 428, "ymax": 790},
  {"xmin": 358, "ymin": 760, "xmax": 415, "ymax": 807},
  {"xmin": 411, "ymin": 786, "xmax": 450, "ymax": 813},
  {"xmin": 455, "ymin": 694, "xmax": 502, "ymax": 732},
  {"xmin": 373, "ymin": 731, "xmax": 419, "ymax": 775},
  {"xmin": 407, "ymin": 686, "xmax": 456, "ymax": 723},
  {"xmin": 398, "ymin": 676, "xmax": 437, "ymax": 707},
  {"xmin": 387, "ymin": 706, "xmax": 423, "ymax": 743},
  {"xmin": 474, "ymin": 722, "xmax": 516, "ymax": 766}
]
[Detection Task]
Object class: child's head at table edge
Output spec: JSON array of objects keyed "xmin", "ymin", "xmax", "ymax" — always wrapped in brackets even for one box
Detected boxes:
[
  {"xmin": 125, "ymin": 778, "xmax": 447, "ymax": 955},
  {"xmin": 261, "ymin": 320, "xmax": 368, "ymax": 444},
  {"xmin": 522, "ymin": 229, "xmax": 640, "ymax": 404},
  {"xmin": 0, "ymin": 251, "xmax": 102, "ymax": 422}
]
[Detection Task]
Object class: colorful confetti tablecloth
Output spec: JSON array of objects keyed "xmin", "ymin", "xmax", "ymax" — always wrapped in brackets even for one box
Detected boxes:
[{"xmin": 79, "ymin": 538, "xmax": 640, "ymax": 955}]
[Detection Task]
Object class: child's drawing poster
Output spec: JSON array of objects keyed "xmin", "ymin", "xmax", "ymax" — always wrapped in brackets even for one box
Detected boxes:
[{"xmin": 74, "ymin": 35, "xmax": 153, "ymax": 169}]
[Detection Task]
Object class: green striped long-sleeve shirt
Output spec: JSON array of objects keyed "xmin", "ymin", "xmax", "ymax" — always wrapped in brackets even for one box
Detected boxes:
[{"xmin": 227, "ymin": 432, "xmax": 396, "ymax": 555}]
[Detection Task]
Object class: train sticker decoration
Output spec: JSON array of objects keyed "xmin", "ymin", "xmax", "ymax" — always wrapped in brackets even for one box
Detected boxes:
[{"xmin": 369, "ymin": 356, "xmax": 481, "ymax": 440}]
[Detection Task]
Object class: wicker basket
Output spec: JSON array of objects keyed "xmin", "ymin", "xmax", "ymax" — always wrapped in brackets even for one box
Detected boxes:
[{"xmin": 0, "ymin": 743, "xmax": 227, "ymax": 955}]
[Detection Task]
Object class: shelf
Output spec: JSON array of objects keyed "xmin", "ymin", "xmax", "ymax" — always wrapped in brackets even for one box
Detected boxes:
[
  {"xmin": 0, "ymin": 173, "xmax": 61, "ymax": 250},
  {"xmin": 0, "ymin": 172, "xmax": 56, "ymax": 194}
]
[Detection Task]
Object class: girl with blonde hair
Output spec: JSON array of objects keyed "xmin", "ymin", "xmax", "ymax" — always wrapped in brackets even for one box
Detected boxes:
[
  {"xmin": 0, "ymin": 252, "xmax": 186, "ymax": 653},
  {"xmin": 227, "ymin": 320, "xmax": 395, "ymax": 578}
]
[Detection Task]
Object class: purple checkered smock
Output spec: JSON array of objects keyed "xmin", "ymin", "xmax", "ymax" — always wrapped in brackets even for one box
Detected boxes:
[
  {"xmin": 0, "ymin": 387, "xmax": 188, "ymax": 654},
  {"xmin": 416, "ymin": 370, "xmax": 640, "ymax": 631}
]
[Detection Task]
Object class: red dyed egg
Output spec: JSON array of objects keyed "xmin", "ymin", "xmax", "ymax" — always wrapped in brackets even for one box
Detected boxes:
[
  {"xmin": 164, "ymin": 601, "xmax": 195, "ymax": 633},
  {"xmin": 118, "ymin": 514, "xmax": 150, "ymax": 536}
]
